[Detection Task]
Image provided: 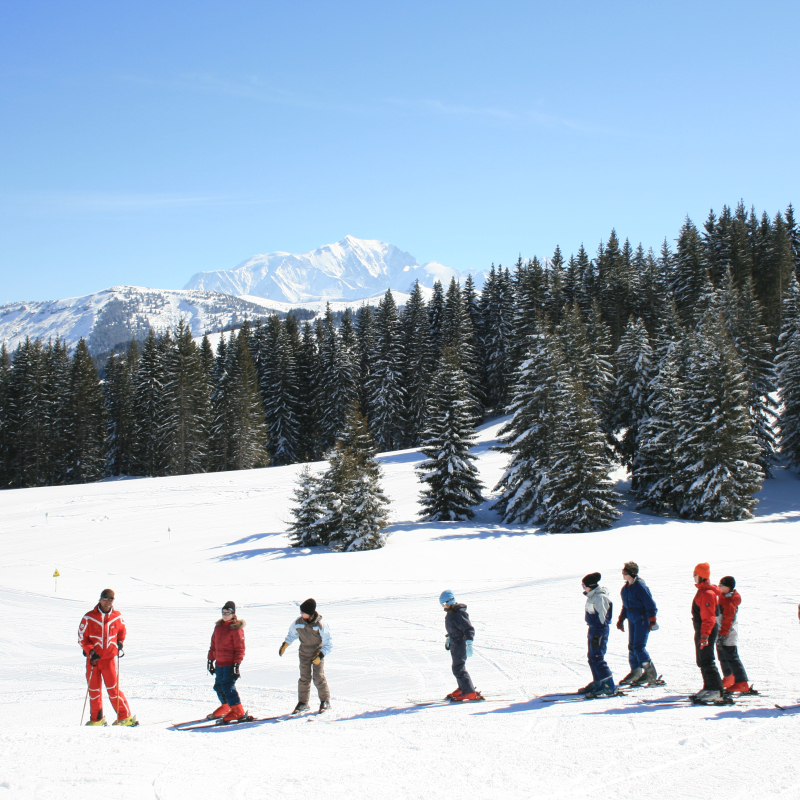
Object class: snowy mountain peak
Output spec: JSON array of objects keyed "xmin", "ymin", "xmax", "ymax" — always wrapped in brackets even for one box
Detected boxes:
[{"xmin": 184, "ymin": 236, "xmax": 482, "ymax": 303}]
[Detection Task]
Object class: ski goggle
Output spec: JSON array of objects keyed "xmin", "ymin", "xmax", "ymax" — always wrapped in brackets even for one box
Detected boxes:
[{"xmin": 222, "ymin": 610, "xmax": 234, "ymax": 616}]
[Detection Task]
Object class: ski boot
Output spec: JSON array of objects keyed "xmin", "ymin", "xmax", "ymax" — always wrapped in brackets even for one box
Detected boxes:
[
  {"xmin": 221, "ymin": 704, "xmax": 247, "ymax": 723},
  {"xmin": 692, "ymin": 689, "xmax": 726, "ymax": 705},
  {"xmin": 445, "ymin": 688, "xmax": 464, "ymax": 701},
  {"xmin": 207, "ymin": 703, "xmax": 230, "ymax": 720},
  {"xmin": 728, "ymin": 682, "xmax": 757, "ymax": 695},
  {"xmin": 631, "ymin": 661, "xmax": 662, "ymax": 687},
  {"xmin": 319, "ymin": 700, "xmax": 331, "ymax": 712},
  {"xmin": 113, "ymin": 715, "xmax": 139, "ymax": 727},
  {"xmin": 618, "ymin": 668, "xmax": 644, "ymax": 687},
  {"xmin": 721, "ymin": 674, "xmax": 735, "ymax": 690},
  {"xmin": 461, "ymin": 691, "xmax": 485, "ymax": 702},
  {"xmin": 292, "ymin": 702, "xmax": 310, "ymax": 714},
  {"xmin": 85, "ymin": 717, "xmax": 107, "ymax": 726},
  {"xmin": 584, "ymin": 677, "xmax": 616, "ymax": 698}
]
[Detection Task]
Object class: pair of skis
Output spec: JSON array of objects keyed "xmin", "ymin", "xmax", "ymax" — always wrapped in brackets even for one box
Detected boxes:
[{"xmin": 172, "ymin": 708, "xmax": 326, "ymax": 730}]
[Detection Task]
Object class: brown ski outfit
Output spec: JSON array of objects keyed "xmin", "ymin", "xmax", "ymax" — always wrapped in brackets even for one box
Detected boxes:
[{"xmin": 283, "ymin": 613, "xmax": 332, "ymax": 704}]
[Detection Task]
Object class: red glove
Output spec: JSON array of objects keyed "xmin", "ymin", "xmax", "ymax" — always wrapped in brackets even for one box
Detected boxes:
[
  {"xmin": 616, "ymin": 618, "xmax": 625, "ymax": 632},
  {"xmin": 649, "ymin": 616, "xmax": 658, "ymax": 631},
  {"xmin": 699, "ymin": 637, "xmax": 709, "ymax": 649}
]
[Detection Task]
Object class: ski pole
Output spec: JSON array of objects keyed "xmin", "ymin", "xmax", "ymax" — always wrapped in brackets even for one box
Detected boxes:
[{"xmin": 81, "ymin": 664, "xmax": 94, "ymax": 726}]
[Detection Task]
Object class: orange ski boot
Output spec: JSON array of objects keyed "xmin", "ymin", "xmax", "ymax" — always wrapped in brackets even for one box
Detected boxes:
[
  {"xmin": 221, "ymin": 704, "xmax": 247, "ymax": 723},
  {"xmin": 208, "ymin": 704, "xmax": 230, "ymax": 720}
]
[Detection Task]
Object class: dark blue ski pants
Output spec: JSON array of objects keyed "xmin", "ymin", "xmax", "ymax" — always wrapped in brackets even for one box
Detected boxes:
[
  {"xmin": 627, "ymin": 615, "xmax": 651, "ymax": 670},
  {"xmin": 449, "ymin": 639, "xmax": 475, "ymax": 694},
  {"xmin": 717, "ymin": 644, "xmax": 748, "ymax": 684},
  {"xmin": 213, "ymin": 665, "xmax": 241, "ymax": 706},
  {"xmin": 587, "ymin": 627, "xmax": 612, "ymax": 682}
]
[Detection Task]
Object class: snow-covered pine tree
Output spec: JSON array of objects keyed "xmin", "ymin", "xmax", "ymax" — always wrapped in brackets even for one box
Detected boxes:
[
  {"xmin": 610, "ymin": 317, "xmax": 655, "ymax": 475},
  {"xmin": 296, "ymin": 321, "xmax": 322, "ymax": 461},
  {"xmin": 401, "ymin": 280, "xmax": 432, "ymax": 446},
  {"xmin": 441, "ymin": 278, "xmax": 482, "ymax": 420},
  {"xmin": 64, "ymin": 338, "xmax": 106, "ymax": 484},
  {"xmin": 43, "ymin": 337, "xmax": 72, "ymax": 485},
  {"xmin": 537, "ymin": 342, "xmax": 621, "ymax": 532},
  {"xmin": 0, "ymin": 344, "xmax": 11, "ymax": 487},
  {"xmin": 480, "ymin": 267, "xmax": 516, "ymax": 414},
  {"xmin": 133, "ymin": 329, "xmax": 167, "ymax": 476},
  {"xmin": 427, "ymin": 280, "xmax": 445, "ymax": 365},
  {"xmin": 287, "ymin": 465, "xmax": 327, "ymax": 547},
  {"xmin": 416, "ymin": 348, "xmax": 483, "ymax": 521},
  {"xmin": 672, "ymin": 311, "xmax": 764, "ymax": 520},
  {"xmin": 777, "ymin": 276, "xmax": 800, "ymax": 469},
  {"xmin": 331, "ymin": 406, "xmax": 390, "ymax": 551},
  {"xmin": 161, "ymin": 320, "xmax": 211, "ymax": 475},
  {"xmin": 103, "ymin": 340, "xmax": 139, "ymax": 476},
  {"xmin": 492, "ymin": 321, "xmax": 558, "ymax": 524},
  {"xmin": 673, "ymin": 217, "xmax": 712, "ymax": 327},
  {"xmin": 367, "ymin": 290, "xmax": 406, "ymax": 451},
  {"xmin": 354, "ymin": 305, "xmax": 376, "ymax": 424}
]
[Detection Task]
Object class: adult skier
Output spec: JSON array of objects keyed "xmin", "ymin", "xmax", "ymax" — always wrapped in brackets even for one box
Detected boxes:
[
  {"xmin": 279, "ymin": 598, "xmax": 332, "ymax": 713},
  {"xmin": 615, "ymin": 561, "xmax": 660, "ymax": 686},
  {"xmin": 78, "ymin": 588, "xmax": 137, "ymax": 726},
  {"xmin": 717, "ymin": 576, "xmax": 751, "ymax": 693},
  {"xmin": 692, "ymin": 563, "xmax": 724, "ymax": 703},
  {"xmin": 580, "ymin": 573, "xmax": 616, "ymax": 697},
  {"xmin": 207, "ymin": 600, "xmax": 247, "ymax": 723},
  {"xmin": 439, "ymin": 590, "xmax": 483, "ymax": 702}
]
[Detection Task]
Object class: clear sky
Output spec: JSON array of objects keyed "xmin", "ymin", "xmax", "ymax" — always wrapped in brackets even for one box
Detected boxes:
[{"xmin": 1, "ymin": 1, "xmax": 798, "ymax": 303}]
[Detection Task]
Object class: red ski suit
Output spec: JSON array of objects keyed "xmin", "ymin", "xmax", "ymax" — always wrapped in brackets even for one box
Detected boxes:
[
  {"xmin": 692, "ymin": 582, "xmax": 720, "ymax": 638},
  {"xmin": 78, "ymin": 605, "xmax": 131, "ymax": 722},
  {"xmin": 207, "ymin": 618, "xmax": 246, "ymax": 666}
]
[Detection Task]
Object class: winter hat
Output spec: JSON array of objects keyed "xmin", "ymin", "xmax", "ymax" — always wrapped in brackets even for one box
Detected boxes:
[
  {"xmin": 100, "ymin": 589, "xmax": 115, "ymax": 600},
  {"xmin": 300, "ymin": 598, "xmax": 317, "ymax": 615},
  {"xmin": 582, "ymin": 572, "xmax": 601, "ymax": 589},
  {"xmin": 439, "ymin": 590, "xmax": 456, "ymax": 606},
  {"xmin": 719, "ymin": 576, "xmax": 736, "ymax": 590},
  {"xmin": 222, "ymin": 600, "xmax": 236, "ymax": 614},
  {"xmin": 694, "ymin": 563, "xmax": 711, "ymax": 580},
  {"xmin": 622, "ymin": 561, "xmax": 639, "ymax": 577}
]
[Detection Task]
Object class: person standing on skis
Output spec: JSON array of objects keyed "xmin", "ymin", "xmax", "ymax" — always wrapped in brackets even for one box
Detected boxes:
[
  {"xmin": 580, "ymin": 573, "xmax": 616, "ymax": 697},
  {"xmin": 78, "ymin": 588, "xmax": 137, "ymax": 726},
  {"xmin": 207, "ymin": 601, "xmax": 247, "ymax": 723},
  {"xmin": 692, "ymin": 562, "xmax": 724, "ymax": 703},
  {"xmin": 440, "ymin": 590, "xmax": 483, "ymax": 702},
  {"xmin": 717, "ymin": 576, "xmax": 751, "ymax": 694},
  {"xmin": 279, "ymin": 598, "xmax": 332, "ymax": 714},
  {"xmin": 616, "ymin": 561, "xmax": 660, "ymax": 686}
]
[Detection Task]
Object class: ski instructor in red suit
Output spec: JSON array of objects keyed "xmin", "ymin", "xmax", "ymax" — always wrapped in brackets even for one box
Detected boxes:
[{"xmin": 78, "ymin": 588, "xmax": 137, "ymax": 726}]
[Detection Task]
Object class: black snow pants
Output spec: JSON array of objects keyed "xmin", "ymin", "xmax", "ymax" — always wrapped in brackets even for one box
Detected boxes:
[
  {"xmin": 717, "ymin": 644, "xmax": 748, "ymax": 684},
  {"xmin": 694, "ymin": 624, "xmax": 723, "ymax": 691},
  {"xmin": 450, "ymin": 639, "xmax": 475, "ymax": 694}
]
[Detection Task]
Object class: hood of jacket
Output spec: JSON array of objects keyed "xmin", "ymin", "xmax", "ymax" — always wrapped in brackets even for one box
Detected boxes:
[{"xmin": 216, "ymin": 618, "xmax": 246, "ymax": 629}]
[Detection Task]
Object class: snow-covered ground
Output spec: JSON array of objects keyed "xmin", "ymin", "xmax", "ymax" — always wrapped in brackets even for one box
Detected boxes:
[{"xmin": 2, "ymin": 419, "xmax": 800, "ymax": 799}]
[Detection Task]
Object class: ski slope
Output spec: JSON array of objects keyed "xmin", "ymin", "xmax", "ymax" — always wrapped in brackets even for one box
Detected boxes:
[{"xmin": 2, "ymin": 419, "xmax": 800, "ymax": 799}]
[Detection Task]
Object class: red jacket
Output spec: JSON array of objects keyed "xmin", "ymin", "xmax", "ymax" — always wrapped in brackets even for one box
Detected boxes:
[
  {"xmin": 207, "ymin": 618, "xmax": 246, "ymax": 666},
  {"xmin": 78, "ymin": 606, "xmax": 126, "ymax": 659},
  {"xmin": 717, "ymin": 587, "xmax": 741, "ymax": 638},
  {"xmin": 692, "ymin": 581, "xmax": 720, "ymax": 638}
]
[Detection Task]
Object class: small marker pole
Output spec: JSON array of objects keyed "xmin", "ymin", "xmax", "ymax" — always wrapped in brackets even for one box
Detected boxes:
[
  {"xmin": 53, "ymin": 568, "xmax": 60, "ymax": 593},
  {"xmin": 168, "ymin": 527, "xmax": 171, "ymax": 541}
]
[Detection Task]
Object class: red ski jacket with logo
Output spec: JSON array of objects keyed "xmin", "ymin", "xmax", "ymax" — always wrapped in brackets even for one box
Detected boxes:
[
  {"xmin": 207, "ymin": 618, "xmax": 246, "ymax": 666},
  {"xmin": 78, "ymin": 605, "xmax": 126, "ymax": 660},
  {"xmin": 692, "ymin": 581, "xmax": 720, "ymax": 638},
  {"xmin": 717, "ymin": 587, "xmax": 742, "ymax": 640}
]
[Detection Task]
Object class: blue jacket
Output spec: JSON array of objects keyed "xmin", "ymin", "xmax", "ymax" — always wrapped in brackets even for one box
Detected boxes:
[
  {"xmin": 619, "ymin": 577, "xmax": 657, "ymax": 622},
  {"xmin": 584, "ymin": 586, "xmax": 613, "ymax": 635},
  {"xmin": 445, "ymin": 604, "xmax": 475, "ymax": 643}
]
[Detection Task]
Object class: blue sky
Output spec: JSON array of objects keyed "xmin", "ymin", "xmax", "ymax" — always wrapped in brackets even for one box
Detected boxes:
[{"xmin": 1, "ymin": 1, "xmax": 798, "ymax": 303}]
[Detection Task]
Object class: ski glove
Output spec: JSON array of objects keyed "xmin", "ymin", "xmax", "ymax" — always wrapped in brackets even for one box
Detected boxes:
[
  {"xmin": 699, "ymin": 637, "xmax": 709, "ymax": 649},
  {"xmin": 207, "ymin": 659, "xmax": 215, "ymax": 675},
  {"xmin": 312, "ymin": 651, "xmax": 324, "ymax": 665},
  {"xmin": 466, "ymin": 641, "xmax": 473, "ymax": 658},
  {"xmin": 117, "ymin": 643, "xmax": 125, "ymax": 658},
  {"xmin": 616, "ymin": 618, "xmax": 625, "ymax": 632},
  {"xmin": 591, "ymin": 636, "xmax": 600, "ymax": 649},
  {"xmin": 232, "ymin": 663, "xmax": 241, "ymax": 681},
  {"xmin": 279, "ymin": 642, "xmax": 288, "ymax": 657},
  {"xmin": 89, "ymin": 649, "xmax": 100, "ymax": 666},
  {"xmin": 445, "ymin": 635, "xmax": 450, "ymax": 651},
  {"xmin": 649, "ymin": 617, "xmax": 659, "ymax": 632}
]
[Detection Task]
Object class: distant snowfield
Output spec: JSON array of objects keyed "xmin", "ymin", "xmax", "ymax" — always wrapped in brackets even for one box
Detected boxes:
[{"xmin": 2, "ymin": 419, "xmax": 800, "ymax": 799}]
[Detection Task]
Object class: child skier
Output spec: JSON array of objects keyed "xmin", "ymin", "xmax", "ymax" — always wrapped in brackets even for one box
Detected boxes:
[
  {"xmin": 717, "ymin": 576, "xmax": 752, "ymax": 694},
  {"xmin": 279, "ymin": 598, "xmax": 332, "ymax": 713},
  {"xmin": 616, "ymin": 561, "xmax": 660, "ymax": 686},
  {"xmin": 439, "ymin": 590, "xmax": 483, "ymax": 702},
  {"xmin": 692, "ymin": 563, "xmax": 725, "ymax": 703},
  {"xmin": 207, "ymin": 600, "xmax": 247, "ymax": 723},
  {"xmin": 581, "ymin": 573, "xmax": 616, "ymax": 697},
  {"xmin": 78, "ymin": 588, "xmax": 137, "ymax": 726}
]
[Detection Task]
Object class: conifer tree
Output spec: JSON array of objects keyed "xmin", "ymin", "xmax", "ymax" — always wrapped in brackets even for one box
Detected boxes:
[
  {"xmin": 134, "ymin": 330, "xmax": 167, "ymax": 476},
  {"xmin": 103, "ymin": 340, "xmax": 139, "ymax": 476},
  {"xmin": 673, "ymin": 218, "xmax": 712, "ymax": 327},
  {"xmin": 401, "ymin": 280, "xmax": 433, "ymax": 446},
  {"xmin": 354, "ymin": 305, "xmax": 377, "ymax": 423},
  {"xmin": 441, "ymin": 278, "xmax": 482, "ymax": 418},
  {"xmin": 777, "ymin": 276, "xmax": 800, "ymax": 469},
  {"xmin": 417, "ymin": 348, "xmax": 483, "ymax": 521},
  {"xmin": 65, "ymin": 338, "xmax": 106, "ymax": 484},
  {"xmin": 0, "ymin": 344, "xmax": 12, "ymax": 487},
  {"xmin": 287, "ymin": 465, "xmax": 327, "ymax": 547},
  {"xmin": 427, "ymin": 280, "xmax": 445, "ymax": 364},
  {"xmin": 672, "ymin": 312, "xmax": 764, "ymax": 520},
  {"xmin": 296, "ymin": 321, "xmax": 322, "ymax": 461}
]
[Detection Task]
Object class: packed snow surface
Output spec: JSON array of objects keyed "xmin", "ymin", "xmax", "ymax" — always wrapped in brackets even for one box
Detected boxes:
[{"xmin": 2, "ymin": 419, "xmax": 800, "ymax": 798}]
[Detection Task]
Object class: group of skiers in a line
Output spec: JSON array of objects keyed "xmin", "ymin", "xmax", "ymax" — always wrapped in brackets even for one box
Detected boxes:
[
  {"xmin": 77, "ymin": 560, "xmax": 756, "ymax": 726},
  {"xmin": 78, "ymin": 592, "xmax": 331, "ymax": 726},
  {"xmin": 581, "ymin": 560, "xmax": 751, "ymax": 704}
]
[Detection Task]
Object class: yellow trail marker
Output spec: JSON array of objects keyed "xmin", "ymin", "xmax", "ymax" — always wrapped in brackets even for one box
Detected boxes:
[{"xmin": 53, "ymin": 568, "xmax": 60, "ymax": 592}]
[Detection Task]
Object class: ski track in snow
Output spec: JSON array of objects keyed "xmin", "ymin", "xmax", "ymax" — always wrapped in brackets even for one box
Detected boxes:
[{"xmin": 2, "ymin": 417, "xmax": 800, "ymax": 798}]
